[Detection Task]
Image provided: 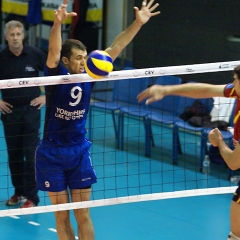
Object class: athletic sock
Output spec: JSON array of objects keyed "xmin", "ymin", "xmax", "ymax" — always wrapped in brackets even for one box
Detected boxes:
[{"xmin": 228, "ymin": 231, "xmax": 240, "ymax": 240}]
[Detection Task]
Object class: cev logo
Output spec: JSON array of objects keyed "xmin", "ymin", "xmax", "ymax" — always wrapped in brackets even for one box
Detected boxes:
[
  {"xmin": 19, "ymin": 80, "xmax": 29, "ymax": 85},
  {"xmin": 145, "ymin": 70, "xmax": 154, "ymax": 75}
]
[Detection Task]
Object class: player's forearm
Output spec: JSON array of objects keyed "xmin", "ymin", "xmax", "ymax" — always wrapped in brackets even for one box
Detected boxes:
[
  {"xmin": 217, "ymin": 139, "xmax": 240, "ymax": 170},
  {"xmin": 113, "ymin": 20, "xmax": 142, "ymax": 47},
  {"xmin": 166, "ymin": 83, "xmax": 224, "ymax": 98},
  {"xmin": 48, "ymin": 22, "xmax": 62, "ymax": 54},
  {"xmin": 106, "ymin": 20, "xmax": 143, "ymax": 61}
]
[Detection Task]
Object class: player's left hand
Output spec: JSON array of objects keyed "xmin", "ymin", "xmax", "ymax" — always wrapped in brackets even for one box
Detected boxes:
[
  {"xmin": 208, "ymin": 128, "xmax": 223, "ymax": 147},
  {"xmin": 30, "ymin": 95, "xmax": 46, "ymax": 110},
  {"xmin": 134, "ymin": 0, "xmax": 160, "ymax": 25},
  {"xmin": 54, "ymin": 0, "xmax": 77, "ymax": 24}
]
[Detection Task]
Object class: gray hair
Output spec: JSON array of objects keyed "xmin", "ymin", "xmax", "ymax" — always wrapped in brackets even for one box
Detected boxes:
[{"xmin": 4, "ymin": 20, "xmax": 25, "ymax": 35}]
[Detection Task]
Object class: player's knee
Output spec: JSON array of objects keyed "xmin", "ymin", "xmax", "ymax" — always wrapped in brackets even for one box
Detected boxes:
[
  {"xmin": 228, "ymin": 231, "xmax": 240, "ymax": 240},
  {"xmin": 74, "ymin": 208, "xmax": 90, "ymax": 222},
  {"xmin": 55, "ymin": 211, "xmax": 70, "ymax": 224}
]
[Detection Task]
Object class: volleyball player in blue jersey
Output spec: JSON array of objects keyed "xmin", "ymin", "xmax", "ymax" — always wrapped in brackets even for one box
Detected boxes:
[{"xmin": 35, "ymin": 0, "xmax": 160, "ymax": 239}]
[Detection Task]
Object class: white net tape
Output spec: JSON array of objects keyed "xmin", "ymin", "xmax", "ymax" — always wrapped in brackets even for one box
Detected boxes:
[
  {"xmin": 0, "ymin": 187, "xmax": 236, "ymax": 216},
  {"xmin": 1, "ymin": 60, "xmax": 240, "ymax": 89}
]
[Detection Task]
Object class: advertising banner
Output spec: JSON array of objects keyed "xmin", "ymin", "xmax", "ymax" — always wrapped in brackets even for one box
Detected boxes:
[
  {"xmin": 86, "ymin": 0, "xmax": 102, "ymax": 22},
  {"xmin": 2, "ymin": 0, "xmax": 73, "ymax": 23}
]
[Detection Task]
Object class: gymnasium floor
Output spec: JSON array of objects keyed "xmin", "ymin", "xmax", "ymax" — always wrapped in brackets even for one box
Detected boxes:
[{"xmin": 0, "ymin": 108, "xmax": 237, "ymax": 240}]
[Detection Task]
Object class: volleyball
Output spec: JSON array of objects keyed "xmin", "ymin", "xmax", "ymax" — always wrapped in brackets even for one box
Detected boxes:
[{"xmin": 85, "ymin": 50, "xmax": 113, "ymax": 79}]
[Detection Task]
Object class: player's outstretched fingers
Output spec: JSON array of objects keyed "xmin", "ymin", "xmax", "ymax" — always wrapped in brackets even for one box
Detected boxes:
[
  {"xmin": 142, "ymin": 0, "xmax": 147, "ymax": 6},
  {"xmin": 148, "ymin": 0, "xmax": 160, "ymax": 13}
]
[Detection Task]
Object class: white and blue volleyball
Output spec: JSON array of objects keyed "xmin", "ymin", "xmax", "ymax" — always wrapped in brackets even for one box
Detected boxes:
[{"xmin": 85, "ymin": 50, "xmax": 113, "ymax": 79}]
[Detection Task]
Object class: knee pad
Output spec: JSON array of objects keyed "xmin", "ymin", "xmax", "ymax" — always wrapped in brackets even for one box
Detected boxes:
[{"xmin": 228, "ymin": 231, "xmax": 240, "ymax": 240}]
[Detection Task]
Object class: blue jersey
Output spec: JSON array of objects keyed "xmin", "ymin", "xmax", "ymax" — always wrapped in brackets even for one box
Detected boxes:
[{"xmin": 43, "ymin": 63, "xmax": 93, "ymax": 145}]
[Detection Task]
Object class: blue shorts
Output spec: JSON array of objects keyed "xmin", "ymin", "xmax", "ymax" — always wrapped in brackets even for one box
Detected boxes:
[{"xmin": 35, "ymin": 139, "xmax": 97, "ymax": 192}]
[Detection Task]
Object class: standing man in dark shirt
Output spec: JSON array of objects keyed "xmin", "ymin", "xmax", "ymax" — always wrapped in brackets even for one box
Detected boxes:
[{"xmin": 0, "ymin": 20, "xmax": 46, "ymax": 208}]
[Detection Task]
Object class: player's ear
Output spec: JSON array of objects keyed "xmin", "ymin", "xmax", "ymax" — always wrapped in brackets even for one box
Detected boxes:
[{"xmin": 62, "ymin": 56, "xmax": 69, "ymax": 65}]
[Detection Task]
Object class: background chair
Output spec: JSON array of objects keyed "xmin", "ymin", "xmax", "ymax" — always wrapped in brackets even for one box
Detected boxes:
[
  {"xmin": 172, "ymin": 96, "xmax": 235, "ymax": 178},
  {"xmin": 172, "ymin": 96, "xmax": 213, "ymax": 165},
  {"xmin": 119, "ymin": 75, "xmax": 182, "ymax": 157},
  {"xmin": 116, "ymin": 77, "xmax": 150, "ymax": 152},
  {"xmin": 88, "ymin": 76, "xmax": 149, "ymax": 148}
]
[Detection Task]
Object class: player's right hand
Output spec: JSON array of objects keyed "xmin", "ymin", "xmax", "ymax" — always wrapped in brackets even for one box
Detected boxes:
[
  {"xmin": 0, "ymin": 99, "xmax": 13, "ymax": 114},
  {"xmin": 137, "ymin": 85, "xmax": 166, "ymax": 105},
  {"xmin": 208, "ymin": 128, "xmax": 223, "ymax": 147}
]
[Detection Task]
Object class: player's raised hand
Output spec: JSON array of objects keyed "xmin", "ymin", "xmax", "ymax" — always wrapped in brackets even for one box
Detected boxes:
[
  {"xmin": 137, "ymin": 85, "xmax": 166, "ymax": 105},
  {"xmin": 134, "ymin": 0, "xmax": 160, "ymax": 25},
  {"xmin": 54, "ymin": 0, "xmax": 77, "ymax": 23}
]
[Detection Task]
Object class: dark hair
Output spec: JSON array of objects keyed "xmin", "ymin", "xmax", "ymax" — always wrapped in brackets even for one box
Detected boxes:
[
  {"xmin": 234, "ymin": 65, "xmax": 240, "ymax": 80},
  {"xmin": 61, "ymin": 39, "xmax": 87, "ymax": 59}
]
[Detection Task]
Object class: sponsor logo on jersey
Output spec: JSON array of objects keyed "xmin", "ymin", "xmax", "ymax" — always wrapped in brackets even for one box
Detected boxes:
[
  {"xmin": 25, "ymin": 65, "xmax": 35, "ymax": 72},
  {"xmin": 82, "ymin": 177, "xmax": 91, "ymax": 182}
]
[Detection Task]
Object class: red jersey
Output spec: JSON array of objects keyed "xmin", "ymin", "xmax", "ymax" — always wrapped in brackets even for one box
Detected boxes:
[{"xmin": 224, "ymin": 83, "xmax": 240, "ymax": 141}]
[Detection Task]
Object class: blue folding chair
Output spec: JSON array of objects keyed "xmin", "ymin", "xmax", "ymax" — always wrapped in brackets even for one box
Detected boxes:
[
  {"xmin": 88, "ymin": 76, "xmax": 149, "ymax": 148},
  {"xmin": 118, "ymin": 75, "xmax": 182, "ymax": 157},
  {"xmin": 117, "ymin": 77, "xmax": 150, "ymax": 152},
  {"xmin": 172, "ymin": 96, "xmax": 235, "ymax": 178},
  {"xmin": 172, "ymin": 96, "xmax": 213, "ymax": 165}
]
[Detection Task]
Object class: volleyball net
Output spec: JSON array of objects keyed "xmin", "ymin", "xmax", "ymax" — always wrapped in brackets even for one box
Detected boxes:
[{"xmin": 1, "ymin": 60, "xmax": 240, "ymax": 217}]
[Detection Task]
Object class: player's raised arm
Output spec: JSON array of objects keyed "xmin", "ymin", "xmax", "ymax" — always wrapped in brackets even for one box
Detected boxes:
[
  {"xmin": 46, "ymin": 0, "xmax": 77, "ymax": 68},
  {"xmin": 137, "ymin": 83, "xmax": 225, "ymax": 105},
  {"xmin": 105, "ymin": 0, "xmax": 160, "ymax": 62}
]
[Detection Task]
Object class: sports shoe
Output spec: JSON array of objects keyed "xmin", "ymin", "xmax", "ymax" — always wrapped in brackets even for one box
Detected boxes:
[
  {"xmin": 6, "ymin": 194, "xmax": 26, "ymax": 206},
  {"xmin": 20, "ymin": 199, "xmax": 36, "ymax": 208}
]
